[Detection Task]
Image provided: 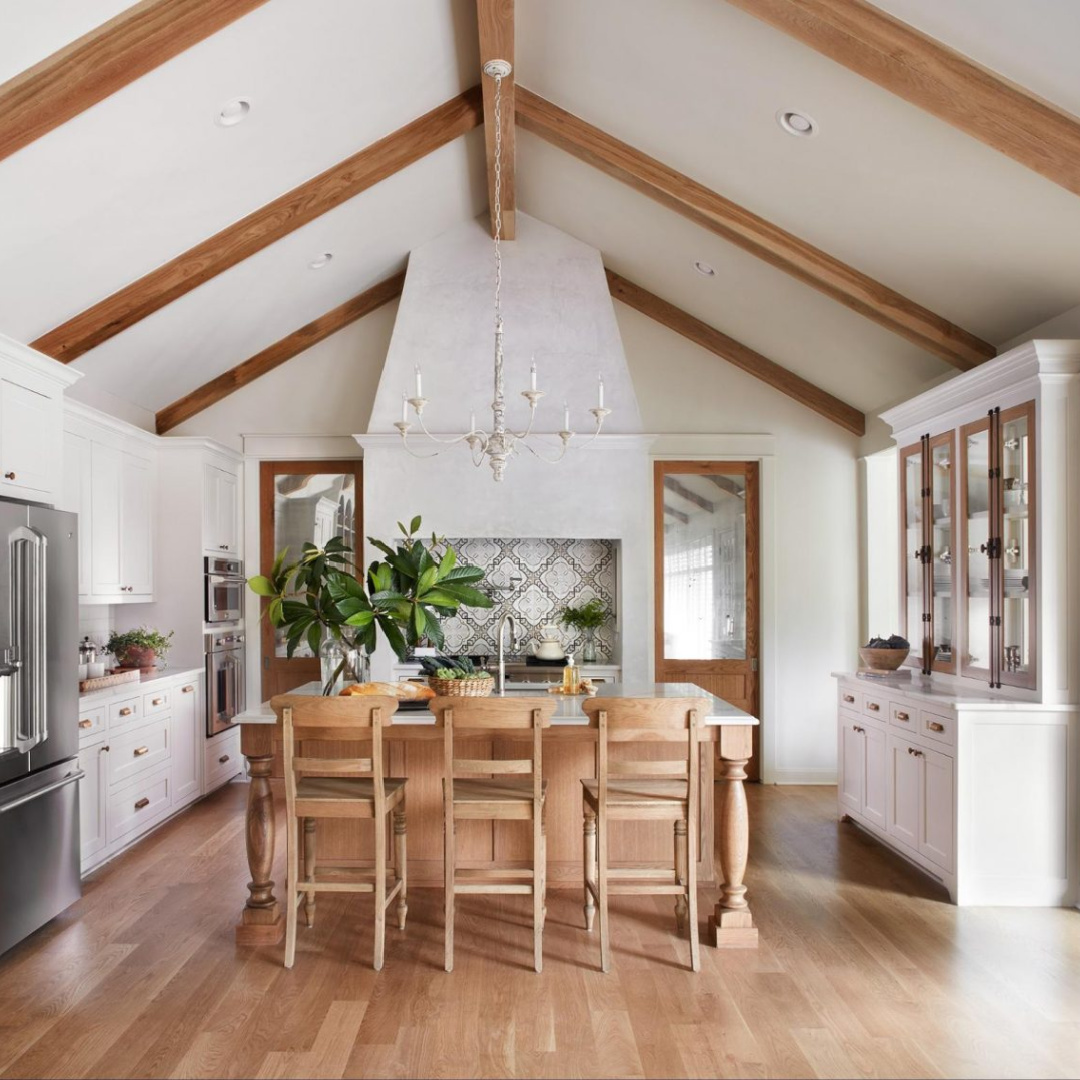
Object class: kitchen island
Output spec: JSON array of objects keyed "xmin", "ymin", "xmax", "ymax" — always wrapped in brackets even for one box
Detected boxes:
[{"xmin": 234, "ymin": 683, "xmax": 759, "ymax": 950}]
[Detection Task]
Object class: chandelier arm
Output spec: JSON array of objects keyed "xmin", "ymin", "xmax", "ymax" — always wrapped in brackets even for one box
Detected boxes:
[{"xmin": 413, "ymin": 405, "xmax": 488, "ymax": 447}]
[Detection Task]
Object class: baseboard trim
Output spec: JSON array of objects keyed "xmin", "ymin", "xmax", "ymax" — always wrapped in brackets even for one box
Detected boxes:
[{"xmin": 767, "ymin": 769, "xmax": 837, "ymax": 785}]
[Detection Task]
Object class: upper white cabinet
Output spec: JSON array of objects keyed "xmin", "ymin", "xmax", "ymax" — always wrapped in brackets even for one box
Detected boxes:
[
  {"xmin": 203, "ymin": 462, "xmax": 240, "ymax": 557},
  {"xmin": 0, "ymin": 332, "xmax": 81, "ymax": 506},
  {"xmin": 62, "ymin": 404, "xmax": 157, "ymax": 604}
]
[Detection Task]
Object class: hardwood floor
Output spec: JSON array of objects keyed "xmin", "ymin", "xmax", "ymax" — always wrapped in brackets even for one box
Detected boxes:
[{"xmin": 2, "ymin": 782, "xmax": 1079, "ymax": 1079}]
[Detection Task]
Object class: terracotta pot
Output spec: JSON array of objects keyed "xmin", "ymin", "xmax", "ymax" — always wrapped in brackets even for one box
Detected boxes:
[{"xmin": 117, "ymin": 646, "xmax": 157, "ymax": 672}]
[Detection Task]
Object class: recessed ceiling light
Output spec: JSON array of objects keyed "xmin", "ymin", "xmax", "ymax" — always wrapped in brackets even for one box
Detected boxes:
[
  {"xmin": 693, "ymin": 260, "xmax": 716, "ymax": 277},
  {"xmin": 308, "ymin": 253, "xmax": 333, "ymax": 270},
  {"xmin": 776, "ymin": 109, "xmax": 818, "ymax": 137},
  {"xmin": 216, "ymin": 97, "xmax": 252, "ymax": 127}
]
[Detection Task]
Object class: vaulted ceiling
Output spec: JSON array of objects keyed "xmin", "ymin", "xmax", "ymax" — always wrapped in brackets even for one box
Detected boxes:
[{"xmin": 2, "ymin": 0, "xmax": 1079, "ymax": 440}]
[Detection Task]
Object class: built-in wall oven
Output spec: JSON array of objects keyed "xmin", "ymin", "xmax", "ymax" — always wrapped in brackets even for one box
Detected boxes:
[
  {"xmin": 206, "ymin": 630, "xmax": 246, "ymax": 736},
  {"xmin": 204, "ymin": 556, "xmax": 245, "ymax": 625}
]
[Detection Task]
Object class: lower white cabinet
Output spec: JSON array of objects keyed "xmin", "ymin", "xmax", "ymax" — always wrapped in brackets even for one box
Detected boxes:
[
  {"xmin": 77, "ymin": 741, "xmax": 108, "ymax": 863},
  {"xmin": 204, "ymin": 727, "xmax": 242, "ymax": 792},
  {"xmin": 837, "ymin": 713, "xmax": 886, "ymax": 829},
  {"xmin": 886, "ymin": 734, "xmax": 921, "ymax": 850},
  {"xmin": 171, "ymin": 679, "xmax": 202, "ymax": 806}
]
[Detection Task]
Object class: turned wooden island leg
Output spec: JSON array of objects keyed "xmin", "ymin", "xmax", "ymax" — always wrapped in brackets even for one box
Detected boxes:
[
  {"xmin": 709, "ymin": 726, "xmax": 759, "ymax": 947},
  {"xmin": 236, "ymin": 725, "xmax": 285, "ymax": 946}
]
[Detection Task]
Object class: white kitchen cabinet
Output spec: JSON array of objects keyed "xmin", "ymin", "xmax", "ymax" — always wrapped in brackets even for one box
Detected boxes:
[
  {"xmin": 171, "ymin": 678, "xmax": 202, "ymax": 806},
  {"xmin": 63, "ymin": 430, "xmax": 92, "ymax": 596},
  {"xmin": 862, "ymin": 723, "xmax": 887, "ymax": 830},
  {"xmin": 0, "ymin": 332, "xmax": 80, "ymax": 506},
  {"xmin": 921, "ymin": 747, "xmax": 954, "ymax": 870},
  {"xmin": 203, "ymin": 462, "xmax": 241, "ymax": 557},
  {"xmin": 886, "ymin": 734, "xmax": 921, "ymax": 850},
  {"xmin": 838, "ymin": 719, "xmax": 862, "ymax": 816},
  {"xmin": 77, "ymin": 741, "xmax": 109, "ymax": 864},
  {"xmin": 838, "ymin": 713, "xmax": 887, "ymax": 830}
]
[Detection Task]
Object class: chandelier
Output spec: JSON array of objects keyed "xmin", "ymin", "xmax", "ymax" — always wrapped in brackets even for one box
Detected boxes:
[{"xmin": 394, "ymin": 59, "xmax": 611, "ymax": 482}]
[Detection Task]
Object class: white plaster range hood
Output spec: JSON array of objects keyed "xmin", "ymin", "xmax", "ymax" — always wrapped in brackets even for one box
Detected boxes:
[{"xmin": 356, "ymin": 213, "xmax": 652, "ymax": 682}]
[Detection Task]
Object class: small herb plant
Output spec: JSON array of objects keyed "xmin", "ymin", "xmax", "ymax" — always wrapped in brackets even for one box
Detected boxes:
[
  {"xmin": 106, "ymin": 627, "xmax": 174, "ymax": 658},
  {"xmin": 556, "ymin": 598, "xmax": 609, "ymax": 632}
]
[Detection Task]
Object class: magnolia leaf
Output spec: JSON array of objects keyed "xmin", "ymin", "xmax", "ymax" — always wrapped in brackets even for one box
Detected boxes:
[
  {"xmin": 412, "ymin": 604, "xmax": 427, "ymax": 637},
  {"xmin": 410, "ymin": 514, "xmax": 422, "ymax": 535},
  {"xmin": 441, "ymin": 565, "xmax": 485, "ymax": 584},
  {"xmin": 306, "ymin": 623, "xmax": 322, "ymax": 657},
  {"xmin": 437, "ymin": 546, "xmax": 457, "ymax": 578},
  {"xmin": 247, "ymin": 575, "xmax": 277, "ymax": 597},
  {"xmin": 433, "ymin": 583, "xmax": 493, "ymax": 608},
  {"xmin": 267, "ymin": 597, "xmax": 284, "ymax": 625},
  {"xmin": 344, "ymin": 609, "xmax": 375, "ymax": 627},
  {"xmin": 423, "ymin": 612, "xmax": 445, "ymax": 650},
  {"xmin": 416, "ymin": 565, "xmax": 437, "ymax": 596},
  {"xmin": 420, "ymin": 588, "xmax": 460, "ymax": 611}
]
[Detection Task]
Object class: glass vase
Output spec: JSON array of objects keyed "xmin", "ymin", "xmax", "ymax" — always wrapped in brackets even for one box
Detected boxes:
[
  {"xmin": 342, "ymin": 647, "xmax": 369, "ymax": 687},
  {"xmin": 582, "ymin": 627, "xmax": 597, "ymax": 663},
  {"xmin": 319, "ymin": 637, "xmax": 345, "ymax": 695}
]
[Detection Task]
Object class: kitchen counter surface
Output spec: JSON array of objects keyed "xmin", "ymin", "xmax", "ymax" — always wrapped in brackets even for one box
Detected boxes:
[
  {"xmin": 236, "ymin": 680, "xmax": 759, "ymax": 727},
  {"xmin": 833, "ymin": 671, "xmax": 1075, "ymax": 711},
  {"xmin": 78, "ymin": 663, "xmax": 204, "ymax": 706}
]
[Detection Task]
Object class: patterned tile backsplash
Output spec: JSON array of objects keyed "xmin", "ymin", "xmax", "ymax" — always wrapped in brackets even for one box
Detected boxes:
[{"xmin": 437, "ymin": 538, "xmax": 617, "ymax": 661}]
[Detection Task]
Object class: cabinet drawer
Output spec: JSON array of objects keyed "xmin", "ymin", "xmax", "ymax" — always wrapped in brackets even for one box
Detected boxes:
[
  {"xmin": 108, "ymin": 717, "xmax": 169, "ymax": 788},
  {"xmin": 77, "ymin": 706, "xmax": 106, "ymax": 743},
  {"xmin": 919, "ymin": 709, "xmax": 956, "ymax": 747},
  {"xmin": 838, "ymin": 686, "xmax": 861, "ymax": 711},
  {"xmin": 205, "ymin": 730, "xmax": 241, "ymax": 790},
  {"xmin": 108, "ymin": 695, "xmax": 142, "ymax": 731},
  {"xmin": 108, "ymin": 769, "xmax": 170, "ymax": 844},
  {"xmin": 143, "ymin": 688, "xmax": 170, "ymax": 717},
  {"xmin": 890, "ymin": 702, "xmax": 917, "ymax": 733},
  {"xmin": 861, "ymin": 693, "xmax": 887, "ymax": 720}
]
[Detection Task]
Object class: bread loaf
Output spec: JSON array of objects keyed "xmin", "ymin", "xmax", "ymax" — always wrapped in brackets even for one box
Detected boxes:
[{"xmin": 339, "ymin": 681, "xmax": 435, "ymax": 701}]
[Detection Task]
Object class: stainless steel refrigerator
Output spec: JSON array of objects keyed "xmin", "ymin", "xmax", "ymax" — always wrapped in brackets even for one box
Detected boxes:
[{"xmin": 0, "ymin": 499, "xmax": 80, "ymax": 956}]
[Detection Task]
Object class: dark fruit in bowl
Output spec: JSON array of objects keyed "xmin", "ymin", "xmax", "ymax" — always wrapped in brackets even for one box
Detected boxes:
[{"xmin": 865, "ymin": 635, "xmax": 909, "ymax": 650}]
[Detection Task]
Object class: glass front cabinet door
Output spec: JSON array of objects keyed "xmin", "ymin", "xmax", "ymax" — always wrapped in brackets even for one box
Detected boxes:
[
  {"xmin": 900, "ymin": 432, "xmax": 956, "ymax": 674},
  {"xmin": 960, "ymin": 403, "xmax": 1037, "ymax": 690}
]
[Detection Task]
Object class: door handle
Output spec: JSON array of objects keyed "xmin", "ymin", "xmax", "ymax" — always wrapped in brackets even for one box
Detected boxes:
[{"xmin": 0, "ymin": 771, "xmax": 84, "ymax": 814}]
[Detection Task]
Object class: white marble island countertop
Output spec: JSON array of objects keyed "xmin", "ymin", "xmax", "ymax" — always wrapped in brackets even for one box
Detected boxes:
[{"xmin": 236, "ymin": 681, "xmax": 759, "ymax": 726}]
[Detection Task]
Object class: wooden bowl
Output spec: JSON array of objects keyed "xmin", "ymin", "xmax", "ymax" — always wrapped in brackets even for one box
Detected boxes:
[{"xmin": 858, "ymin": 646, "xmax": 909, "ymax": 672}]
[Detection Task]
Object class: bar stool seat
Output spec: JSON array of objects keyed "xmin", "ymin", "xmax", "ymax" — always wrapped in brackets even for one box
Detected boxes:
[
  {"xmin": 453, "ymin": 777, "xmax": 548, "ymax": 818},
  {"xmin": 581, "ymin": 778, "xmax": 688, "ymax": 810},
  {"xmin": 295, "ymin": 776, "xmax": 407, "ymax": 811}
]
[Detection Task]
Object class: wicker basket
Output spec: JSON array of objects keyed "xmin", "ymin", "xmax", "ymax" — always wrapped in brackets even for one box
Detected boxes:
[
  {"xmin": 858, "ymin": 646, "xmax": 909, "ymax": 672},
  {"xmin": 427, "ymin": 676, "xmax": 494, "ymax": 697}
]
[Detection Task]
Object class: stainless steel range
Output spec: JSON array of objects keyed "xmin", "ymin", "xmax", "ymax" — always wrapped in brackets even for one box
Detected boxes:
[{"xmin": 205, "ymin": 629, "xmax": 246, "ymax": 736}]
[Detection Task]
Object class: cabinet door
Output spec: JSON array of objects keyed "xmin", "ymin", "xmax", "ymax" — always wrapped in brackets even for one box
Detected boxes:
[
  {"xmin": 0, "ymin": 378, "xmax": 56, "ymax": 496},
  {"xmin": 862, "ymin": 723, "xmax": 887, "ymax": 829},
  {"xmin": 960, "ymin": 418, "xmax": 993, "ymax": 681},
  {"xmin": 920, "ymin": 747, "xmax": 954, "ymax": 870},
  {"xmin": 171, "ymin": 679, "xmax": 202, "ymax": 805},
  {"xmin": 928, "ymin": 433, "xmax": 956, "ymax": 673},
  {"xmin": 62, "ymin": 431, "xmax": 93, "ymax": 597},
  {"xmin": 90, "ymin": 442, "xmax": 123, "ymax": 595},
  {"xmin": 218, "ymin": 469, "xmax": 239, "ymax": 555},
  {"xmin": 887, "ymin": 736, "xmax": 920, "ymax": 849},
  {"xmin": 838, "ymin": 720, "xmax": 863, "ymax": 815},
  {"xmin": 120, "ymin": 451, "xmax": 153, "ymax": 597},
  {"xmin": 78, "ymin": 742, "xmax": 108, "ymax": 864},
  {"xmin": 899, "ymin": 443, "xmax": 925, "ymax": 668}
]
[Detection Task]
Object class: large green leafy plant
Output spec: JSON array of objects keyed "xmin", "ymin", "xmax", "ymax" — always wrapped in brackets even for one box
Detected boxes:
[{"xmin": 248, "ymin": 517, "xmax": 492, "ymax": 682}]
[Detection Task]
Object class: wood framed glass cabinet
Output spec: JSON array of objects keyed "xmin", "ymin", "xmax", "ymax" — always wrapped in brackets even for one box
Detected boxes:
[{"xmin": 900, "ymin": 432, "xmax": 956, "ymax": 674}]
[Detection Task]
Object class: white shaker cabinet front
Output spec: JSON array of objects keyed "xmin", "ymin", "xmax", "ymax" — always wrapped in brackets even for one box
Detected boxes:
[
  {"xmin": 886, "ymin": 735, "xmax": 921, "ymax": 850},
  {"xmin": 202, "ymin": 463, "xmax": 240, "ymax": 557},
  {"xmin": 837, "ymin": 713, "xmax": 886, "ymax": 829},
  {"xmin": 171, "ymin": 679, "xmax": 202, "ymax": 806},
  {"xmin": 77, "ymin": 741, "xmax": 109, "ymax": 864}
]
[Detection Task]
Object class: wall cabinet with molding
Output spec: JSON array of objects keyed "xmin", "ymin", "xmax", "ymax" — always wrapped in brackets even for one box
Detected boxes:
[
  {"xmin": 61, "ymin": 404, "xmax": 157, "ymax": 603},
  {"xmin": 0, "ymin": 332, "xmax": 80, "ymax": 507},
  {"xmin": 203, "ymin": 462, "xmax": 240, "ymax": 557}
]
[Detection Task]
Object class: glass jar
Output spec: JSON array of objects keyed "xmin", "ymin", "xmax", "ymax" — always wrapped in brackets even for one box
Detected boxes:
[
  {"xmin": 319, "ymin": 637, "xmax": 345, "ymax": 695},
  {"xmin": 342, "ymin": 647, "xmax": 370, "ymax": 687},
  {"xmin": 581, "ymin": 627, "xmax": 598, "ymax": 663}
]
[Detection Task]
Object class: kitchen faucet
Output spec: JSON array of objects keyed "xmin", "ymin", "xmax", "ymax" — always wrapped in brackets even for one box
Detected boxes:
[{"xmin": 496, "ymin": 611, "xmax": 518, "ymax": 694}]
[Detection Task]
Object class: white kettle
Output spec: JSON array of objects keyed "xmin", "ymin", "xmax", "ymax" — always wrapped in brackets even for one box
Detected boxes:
[{"xmin": 529, "ymin": 624, "xmax": 565, "ymax": 661}]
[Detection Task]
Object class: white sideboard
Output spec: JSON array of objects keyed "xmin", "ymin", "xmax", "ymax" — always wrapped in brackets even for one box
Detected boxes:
[{"xmin": 835, "ymin": 672, "xmax": 1076, "ymax": 905}]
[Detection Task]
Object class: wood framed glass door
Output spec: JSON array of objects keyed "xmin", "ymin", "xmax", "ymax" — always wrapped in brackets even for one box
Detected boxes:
[
  {"xmin": 259, "ymin": 460, "xmax": 363, "ymax": 699},
  {"xmin": 654, "ymin": 461, "xmax": 760, "ymax": 780}
]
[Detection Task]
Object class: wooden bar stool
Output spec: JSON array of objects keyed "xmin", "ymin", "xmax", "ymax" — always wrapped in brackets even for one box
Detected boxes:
[
  {"xmin": 272, "ymin": 693, "xmax": 408, "ymax": 971},
  {"xmin": 580, "ymin": 695, "xmax": 709, "ymax": 973},
  {"xmin": 429, "ymin": 695, "xmax": 557, "ymax": 974}
]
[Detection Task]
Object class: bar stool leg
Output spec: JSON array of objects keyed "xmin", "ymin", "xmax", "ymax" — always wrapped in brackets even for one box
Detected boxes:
[
  {"xmin": 444, "ymin": 812, "xmax": 455, "ymax": 973},
  {"xmin": 583, "ymin": 805, "xmax": 597, "ymax": 932},
  {"xmin": 674, "ymin": 819, "xmax": 688, "ymax": 932},
  {"xmin": 394, "ymin": 806, "xmax": 408, "ymax": 930},
  {"xmin": 533, "ymin": 802, "xmax": 544, "ymax": 974},
  {"xmin": 598, "ymin": 807, "xmax": 611, "ymax": 973},
  {"xmin": 303, "ymin": 818, "xmax": 317, "ymax": 929},
  {"xmin": 374, "ymin": 808, "xmax": 387, "ymax": 972},
  {"xmin": 284, "ymin": 817, "xmax": 300, "ymax": 969}
]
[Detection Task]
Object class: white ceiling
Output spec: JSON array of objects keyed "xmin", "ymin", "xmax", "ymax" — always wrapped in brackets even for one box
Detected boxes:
[{"xmin": 1, "ymin": 0, "xmax": 1079, "ymax": 425}]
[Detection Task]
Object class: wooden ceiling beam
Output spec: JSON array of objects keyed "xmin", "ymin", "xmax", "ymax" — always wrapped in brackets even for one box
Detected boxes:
[
  {"xmin": 155, "ymin": 271, "xmax": 405, "ymax": 434},
  {"xmin": 0, "ymin": 0, "xmax": 270, "ymax": 164},
  {"xmin": 724, "ymin": 0, "xmax": 1080, "ymax": 200},
  {"xmin": 663, "ymin": 504, "xmax": 691, "ymax": 525},
  {"xmin": 477, "ymin": 0, "xmax": 515, "ymax": 239},
  {"xmin": 664, "ymin": 476, "xmax": 716, "ymax": 514},
  {"xmin": 606, "ymin": 268, "xmax": 867, "ymax": 437},
  {"xmin": 519, "ymin": 87, "xmax": 994, "ymax": 371},
  {"xmin": 33, "ymin": 88, "xmax": 482, "ymax": 364},
  {"xmin": 705, "ymin": 474, "xmax": 746, "ymax": 499}
]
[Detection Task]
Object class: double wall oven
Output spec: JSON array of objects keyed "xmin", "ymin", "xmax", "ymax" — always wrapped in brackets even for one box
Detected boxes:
[{"xmin": 206, "ymin": 629, "xmax": 246, "ymax": 736}]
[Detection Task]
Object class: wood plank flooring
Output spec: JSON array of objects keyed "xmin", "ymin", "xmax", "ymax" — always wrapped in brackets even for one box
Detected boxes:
[{"xmin": 1, "ymin": 782, "xmax": 1079, "ymax": 1078}]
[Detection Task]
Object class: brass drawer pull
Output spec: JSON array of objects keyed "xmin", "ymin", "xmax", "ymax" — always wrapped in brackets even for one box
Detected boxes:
[
  {"xmin": 866, "ymin": 702, "xmax": 880, "ymax": 711},
  {"xmin": 842, "ymin": 694, "xmax": 855, "ymax": 703},
  {"xmin": 118, "ymin": 707, "xmax": 132, "ymax": 717},
  {"xmin": 79, "ymin": 719, "xmax": 93, "ymax": 729},
  {"xmin": 182, "ymin": 685, "xmax": 194, "ymax": 693},
  {"xmin": 152, "ymin": 697, "xmax": 164, "ymax": 706},
  {"xmin": 219, "ymin": 754, "xmax": 230, "ymax": 764},
  {"xmin": 3, "ymin": 472, "xmax": 15, "ymax": 481},
  {"xmin": 907, "ymin": 747, "xmax": 924, "ymax": 757},
  {"xmin": 896, "ymin": 712, "xmax": 910, "ymax": 721},
  {"xmin": 927, "ymin": 721, "xmax": 945, "ymax": 733},
  {"xmin": 852, "ymin": 725, "xmax": 864, "ymax": 734},
  {"xmin": 134, "ymin": 797, "xmax": 150, "ymax": 810},
  {"xmin": 133, "ymin": 746, "xmax": 150, "ymax": 757}
]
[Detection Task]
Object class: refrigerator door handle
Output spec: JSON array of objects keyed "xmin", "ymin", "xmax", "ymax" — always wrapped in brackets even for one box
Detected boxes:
[
  {"xmin": 0, "ymin": 769, "xmax": 84, "ymax": 814},
  {"xmin": 10, "ymin": 526, "xmax": 48, "ymax": 752}
]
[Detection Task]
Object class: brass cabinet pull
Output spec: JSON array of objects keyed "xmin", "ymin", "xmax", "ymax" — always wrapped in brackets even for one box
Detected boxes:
[
  {"xmin": 3, "ymin": 472, "xmax": 14, "ymax": 481},
  {"xmin": 896, "ymin": 712, "xmax": 910, "ymax": 721},
  {"xmin": 100, "ymin": 745, "xmax": 110, "ymax": 753},
  {"xmin": 152, "ymin": 697, "xmax": 164, "ymax": 706},
  {"xmin": 79, "ymin": 719, "xmax": 93, "ymax": 729},
  {"xmin": 182, "ymin": 685, "xmax": 194, "ymax": 693},
  {"xmin": 852, "ymin": 725, "xmax": 864, "ymax": 734},
  {"xmin": 134, "ymin": 797, "xmax": 150, "ymax": 810},
  {"xmin": 118, "ymin": 707, "xmax": 132, "ymax": 717},
  {"xmin": 843, "ymin": 694, "xmax": 855, "ymax": 703},
  {"xmin": 219, "ymin": 754, "xmax": 230, "ymax": 764},
  {"xmin": 907, "ymin": 747, "xmax": 924, "ymax": 757},
  {"xmin": 927, "ymin": 721, "xmax": 945, "ymax": 732},
  {"xmin": 133, "ymin": 746, "xmax": 149, "ymax": 757},
  {"xmin": 866, "ymin": 702, "xmax": 880, "ymax": 711}
]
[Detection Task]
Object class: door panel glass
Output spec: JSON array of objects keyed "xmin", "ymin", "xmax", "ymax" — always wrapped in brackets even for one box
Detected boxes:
[
  {"xmin": 963, "ymin": 425, "xmax": 991, "ymax": 676},
  {"xmin": 929, "ymin": 439, "xmax": 954, "ymax": 669},
  {"xmin": 901, "ymin": 447, "xmax": 923, "ymax": 656},
  {"xmin": 1000, "ymin": 411, "xmax": 1033, "ymax": 681},
  {"xmin": 272, "ymin": 472, "xmax": 357, "ymax": 658},
  {"xmin": 662, "ymin": 473, "xmax": 746, "ymax": 660}
]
